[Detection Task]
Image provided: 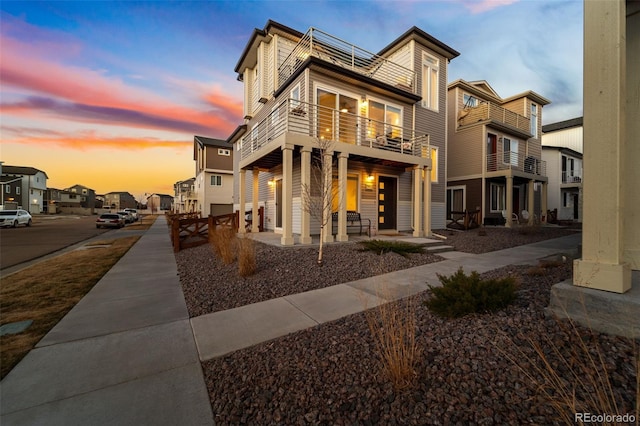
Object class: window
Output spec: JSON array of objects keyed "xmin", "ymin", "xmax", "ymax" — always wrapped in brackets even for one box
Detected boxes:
[
  {"xmin": 82, "ymin": 189, "xmax": 88, "ymax": 194},
  {"xmin": 503, "ymin": 137, "xmax": 518, "ymax": 166},
  {"xmin": 463, "ymin": 93, "xmax": 478, "ymax": 108},
  {"xmin": 16, "ymin": 187, "xmax": 20, "ymax": 195},
  {"xmin": 563, "ymin": 191, "xmax": 569, "ymax": 207},
  {"xmin": 331, "ymin": 175, "xmax": 359, "ymax": 212},
  {"xmin": 530, "ymin": 103, "xmax": 538, "ymax": 138},
  {"xmin": 446, "ymin": 186, "xmax": 466, "ymax": 219},
  {"xmin": 430, "ymin": 147, "xmax": 438, "ymax": 183},
  {"xmin": 368, "ymin": 100, "xmax": 402, "ymax": 139},
  {"xmin": 5, "ymin": 186, "xmax": 9, "ymax": 194},
  {"xmin": 422, "ymin": 54, "xmax": 439, "ymax": 111},
  {"xmin": 210, "ymin": 175, "xmax": 222, "ymax": 186},
  {"xmin": 218, "ymin": 148, "xmax": 230, "ymax": 156},
  {"xmin": 290, "ymin": 85, "xmax": 300, "ymax": 107},
  {"xmin": 490, "ymin": 183, "xmax": 506, "ymax": 212}
]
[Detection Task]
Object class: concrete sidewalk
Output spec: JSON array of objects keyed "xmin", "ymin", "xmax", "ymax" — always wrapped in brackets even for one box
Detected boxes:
[
  {"xmin": 191, "ymin": 232, "xmax": 582, "ymax": 360},
  {"xmin": 0, "ymin": 217, "xmax": 581, "ymax": 425},
  {"xmin": 0, "ymin": 216, "xmax": 214, "ymax": 426}
]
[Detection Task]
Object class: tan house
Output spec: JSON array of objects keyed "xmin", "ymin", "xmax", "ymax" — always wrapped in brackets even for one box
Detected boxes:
[
  {"xmin": 173, "ymin": 177, "xmax": 197, "ymax": 213},
  {"xmin": 446, "ymin": 80, "xmax": 550, "ymax": 226},
  {"xmin": 226, "ymin": 20, "xmax": 459, "ymax": 245},
  {"xmin": 193, "ymin": 136, "xmax": 234, "ymax": 216}
]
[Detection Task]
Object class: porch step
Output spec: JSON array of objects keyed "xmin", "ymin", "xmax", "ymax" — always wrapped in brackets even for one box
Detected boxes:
[{"xmin": 426, "ymin": 245, "xmax": 455, "ymax": 254}]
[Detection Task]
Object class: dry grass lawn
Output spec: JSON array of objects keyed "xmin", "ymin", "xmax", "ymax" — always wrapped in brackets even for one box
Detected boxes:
[
  {"xmin": 0, "ymin": 235, "xmax": 140, "ymax": 379},
  {"xmin": 123, "ymin": 214, "xmax": 157, "ymax": 230}
]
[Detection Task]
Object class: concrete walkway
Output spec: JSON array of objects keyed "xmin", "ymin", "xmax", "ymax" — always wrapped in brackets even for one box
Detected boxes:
[
  {"xmin": 0, "ymin": 216, "xmax": 214, "ymax": 426},
  {"xmin": 0, "ymin": 217, "xmax": 582, "ymax": 425}
]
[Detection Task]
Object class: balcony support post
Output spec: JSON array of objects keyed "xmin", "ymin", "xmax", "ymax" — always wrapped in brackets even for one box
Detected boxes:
[
  {"xmin": 412, "ymin": 166, "xmax": 423, "ymax": 237},
  {"xmin": 281, "ymin": 144, "xmax": 294, "ymax": 246},
  {"xmin": 527, "ymin": 179, "xmax": 535, "ymax": 225},
  {"xmin": 505, "ymin": 176, "xmax": 514, "ymax": 228},
  {"xmin": 322, "ymin": 149, "xmax": 335, "ymax": 244},
  {"xmin": 541, "ymin": 182, "xmax": 548, "ymax": 223},
  {"xmin": 251, "ymin": 168, "xmax": 260, "ymax": 233},
  {"xmin": 423, "ymin": 164, "xmax": 431, "ymax": 237},
  {"xmin": 299, "ymin": 146, "xmax": 312, "ymax": 244},
  {"xmin": 336, "ymin": 152, "xmax": 349, "ymax": 242},
  {"xmin": 238, "ymin": 169, "xmax": 246, "ymax": 234}
]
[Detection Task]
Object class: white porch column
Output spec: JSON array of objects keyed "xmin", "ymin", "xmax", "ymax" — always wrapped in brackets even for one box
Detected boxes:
[
  {"xmin": 423, "ymin": 165, "xmax": 431, "ymax": 237},
  {"xmin": 505, "ymin": 176, "xmax": 514, "ymax": 228},
  {"xmin": 527, "ymin": 179, "xmax": 535, "ymax": 225},
  {"xmin": 541, "ymin": 182, "xmax": 548, "ymax": 223},
  {"xmin": 336, "ymin": 152, "xmax": 349, "ymax": 242},
  {"xmin": 412, "ymin": 166, "xmax": 423, "ymax": 237},
  {"xmin": 281, "ymin": 144, "xmax": 294, "ymax": 246},
  {"xmin": 238, "ymin": 169, "xmax": 246, "ymax": 234},
  {"xmin": 251, "ymin": 168, "xmax": 260, "ymax": 233},
  {"xmin": 574, "ymin": 0, "xmax": 632, "ymax": 293},
  {"xmin": 299, "ymin": 146, "xmax": 312, "ymax": 244},
  {"xmin": 322, "ymin": 150, "xmax": 334, "ymax": 244}
]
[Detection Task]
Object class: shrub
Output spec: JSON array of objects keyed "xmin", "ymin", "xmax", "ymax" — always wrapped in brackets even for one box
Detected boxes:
[
  {"xmin": 359, "ymin": 240, "xmax": 424, "ymax": 257},
  {"xmin": 237, "ymin": 235, "xmax": 256, "ymax": 277},
  {"xmin": 425, "ymin": 267, "xmax": 518, "ymax": 318},
  {"xmin": 209, "ymin": 226, "xmax": 237, "ymax": 264},
  {"xmin": 363, "ymin": 291, "xmax": 420, "ymax": 390}
]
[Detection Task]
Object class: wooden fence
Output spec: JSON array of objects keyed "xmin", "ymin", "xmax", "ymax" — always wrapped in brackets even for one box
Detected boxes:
[{"xmin": 170, "ymin": 213, "xmax": 238, "ymax": 253}]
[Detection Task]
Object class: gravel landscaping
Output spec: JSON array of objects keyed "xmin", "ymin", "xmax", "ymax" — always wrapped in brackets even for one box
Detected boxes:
[{"xmin": 175, "ymin": 227, "xmax": 638, "ymax": 424}]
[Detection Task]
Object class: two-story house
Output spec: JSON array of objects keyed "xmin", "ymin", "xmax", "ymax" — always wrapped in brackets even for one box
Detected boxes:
[
  {"xmin": 104, "ymin": 192, "xmax": 137, "ymax": 210},
  {"xmin": 541, "ymin": 117, "xmax": 583, "ymax": 222},
  {"xmin": 0, "ymin": 165, "xmax": 48, "ymax": 213},
  {"xmin": 446, "ymin": 80, "xmax": 550, "ymax": 226},
  {"xmin": 226, "ymin": 20, "xmax": 459, "ymax": 245},
  {"xmin": 193, "ymin": 136, "xmax": 234, "ymax": 216},
  {"xmin": 65, "ymin": 184, "xmax": 97, "ymax": 211},
  {"xmin": 146, "ymin": 193, "xmax": 173, "ymax": 211},
  {"xmin": 173, "ymin": 178, "xmax": 197, "ymax": 213}
]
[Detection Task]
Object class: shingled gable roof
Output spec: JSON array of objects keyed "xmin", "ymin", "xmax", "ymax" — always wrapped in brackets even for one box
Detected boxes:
[
  {"xmin": 376, "ymin": 26, "xmax": 460, "ymax": 61},
  {"xmin": 542, "ymin": 117, "xmax": 583, "ymax": 133},
  {"xmin": 2, "ymin": 165, "xmax": 49, "ymax": 178},
  {"xmin": 194, "ymin": 135, "xmax": 230, "ymax": 149}
]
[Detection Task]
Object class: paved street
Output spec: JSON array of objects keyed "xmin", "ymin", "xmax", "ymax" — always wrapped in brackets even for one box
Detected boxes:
[{"xmin": 0, "ymin": 215, "xmax": 111, "ymax": 270}]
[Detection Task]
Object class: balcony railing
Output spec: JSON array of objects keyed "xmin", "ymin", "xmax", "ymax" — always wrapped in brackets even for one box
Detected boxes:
[
  {"xmin": 486, "ymin": 151, "xmax": 546, "ymax": 177},
  {"xmin": 278, "ymin": 28, "xmax": 416, "ymax": 95},
  {"xmin": 458, "ymin": 102, "xmax": 531, "ymax": 134},
  {"xmin": 240, "ymin": 99, "xmax": 429, "ymax": 162},
  {"xmin": 562, "ymin": 171, "xmax": 582, "ymax": 183}
]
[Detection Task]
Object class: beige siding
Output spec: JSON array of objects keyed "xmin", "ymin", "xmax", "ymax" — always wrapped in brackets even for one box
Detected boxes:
[{"xmin": 542, "ymin": 126, "xmax": 583, "ymax": 153}]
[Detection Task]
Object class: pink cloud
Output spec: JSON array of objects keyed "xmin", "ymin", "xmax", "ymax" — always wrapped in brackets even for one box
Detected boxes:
[
  {"xmin": 0, "ymin": 32, "xmax": 242, "ymax": 138},
  {"xmin": 461, "ymin": 0, "xmax": 518, "ymax": 14}
]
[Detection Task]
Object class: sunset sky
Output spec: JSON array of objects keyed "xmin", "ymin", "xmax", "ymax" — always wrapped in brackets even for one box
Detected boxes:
[{"xmin": 0, "ymin": 0, "xmax": 583, "ymax": 198}]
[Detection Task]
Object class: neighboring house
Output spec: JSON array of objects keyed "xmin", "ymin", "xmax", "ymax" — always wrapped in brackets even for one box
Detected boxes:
[
  {"xmin": 193, "ymin": 136, "xmax": 234, "ymax": 216},
  {"xmin": 104, "ymin": 192, "xmax": 137, "ymax": 210},
  {"xmin": 65, "ymin": 184, "xmax": 97, "ymax": 211},
  {"xmin": 446, "ymin": 80, "xmax": 550, "ymax": 226},
  {"xmin": 226, "ymin": 20, "xmax": 459, "ymax": 245},
  {"xmin": 147, "ymin": 193, "xmax": 173, "ymax": 211},
  {"xmin": 541, "ymin": 117, "xmax": 584, "ymax": 222},
  {"xmin": 173, "ymin": 178, "xmax": 197, "ymax": 213},
  {"xmin": 1, "ymin": 177, "xmax": 22, "ymax": 210},
  {"xmin": 0, "ymin": 165, "xmax": 48, "ymax": 214}
]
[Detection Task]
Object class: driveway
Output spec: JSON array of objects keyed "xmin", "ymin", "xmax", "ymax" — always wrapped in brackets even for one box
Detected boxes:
[{"xmin": 0, "ymin": 215, "xmax": 112, "ymax": 270}]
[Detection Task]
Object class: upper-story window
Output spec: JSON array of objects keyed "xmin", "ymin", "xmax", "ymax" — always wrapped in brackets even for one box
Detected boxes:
[
  {"xmin": 463, "ymin": 93, "xmax": 478, "ymax": 108},
  {"xmin": 291, "ymin": 85, "xmax": 300, "ymax": 107},
  {"xmin": 16, "ymin": 187, "xmax": 20, "ymax": 195},
  {"xmin": 422, "ymin": 53, "xmax": 439, "ymax": 111},
  {"xmin": 218, "ymin": 148, "xmax": 231, "ymax": 156},
  {"xmin": 503, "ymin": 137, "xmax": 519, "ymax": 166},
  {"xmin": 530, "ymin": 103, "xmax": 538, "ymax": 138},
  {"xmin": 368, "ymin": 100, "xmax": 402, "ymax": 139}
]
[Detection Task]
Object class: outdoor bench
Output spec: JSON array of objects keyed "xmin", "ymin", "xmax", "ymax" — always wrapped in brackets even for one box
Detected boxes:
[{"xmin": 331, "ymin": 211, "xmax": 371, "ymax": 236}]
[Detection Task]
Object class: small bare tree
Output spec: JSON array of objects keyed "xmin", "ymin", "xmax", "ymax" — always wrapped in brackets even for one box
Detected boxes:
[{"xmin": 301, "ymin": 138, "xmax": 335, "ymax": 266}]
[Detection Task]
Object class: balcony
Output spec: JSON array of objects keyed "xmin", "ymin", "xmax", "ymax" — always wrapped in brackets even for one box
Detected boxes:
[
  {"xmin": 486, "ymin": 151, "xmax": 546, "ymax": 177},
  {"xmin": 278, "ymin": 28, "xmax": 416, "ymax": 95},
  {"xmin": 562, "ymin": 171, "xmax": 582, "ymax": 184},
  {"xmin": 458, "ymin": 102, "xmax": 531, "ymax": 135},
  {"xmin": 240, "ymin": 99, "xmax": 429, "ymax": 162}
]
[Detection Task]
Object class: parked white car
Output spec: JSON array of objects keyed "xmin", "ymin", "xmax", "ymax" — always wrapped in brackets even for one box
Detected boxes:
[
  {"xmin": 124, "ymin": 208, "xmax": 139, "ymax": 221},
  {"xmin": 0, "ymin": 209, "xmax": 33, "ymax": 228}
]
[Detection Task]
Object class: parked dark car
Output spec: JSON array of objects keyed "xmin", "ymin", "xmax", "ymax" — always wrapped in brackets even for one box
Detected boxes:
[
  {"xmin": 0, "ymin": 209, "xmax": 33, "ymax": 228},
  {"xmin": 96, "ymin": 213, "xmax": 124, "ymax": 229}
]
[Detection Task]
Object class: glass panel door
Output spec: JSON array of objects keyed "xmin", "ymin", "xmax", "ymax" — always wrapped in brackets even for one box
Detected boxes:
[{"xmin": 317, "ymin": 89, "xmax": 336, "ymax": 141}]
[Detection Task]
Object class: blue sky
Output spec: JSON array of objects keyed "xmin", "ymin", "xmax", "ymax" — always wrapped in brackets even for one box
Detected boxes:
[{"xmin": 0, "ymin": 0, "xmax": 583, "ymax": 195}]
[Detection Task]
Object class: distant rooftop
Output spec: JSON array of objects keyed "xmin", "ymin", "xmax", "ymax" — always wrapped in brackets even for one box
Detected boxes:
[
  {"xmin": 1, "ymin": 165, "xmax": 48, "ymax": 178},
  {"xmin": 542, "ymin": 117, "xmax": 583, "ymax": 133}
]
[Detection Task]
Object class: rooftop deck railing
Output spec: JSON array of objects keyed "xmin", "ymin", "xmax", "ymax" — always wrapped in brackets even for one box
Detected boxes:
[
  {"xmin": 458, "ymin": 102, "xmax": 531, "ymax": 134},
  {"xmin": 278, "ymin": 28, "xmax": 416, "ymax": 95},
  {"xmin": 240, "ymin": 99, "xmax": 429, "ymax": 162},
  {"xmin": 487, "ymin": 151, "xmax": 546, "ymax": 177}
]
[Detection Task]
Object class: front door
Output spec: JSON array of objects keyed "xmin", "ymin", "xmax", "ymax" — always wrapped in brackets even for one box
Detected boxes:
[
  {"xmin": 275, "ymin": 179, "xmax": 283, "ymax": 229},
  {"xmin": 377, "ymin": 176, "xmax": 397, "ymax": 230},
  {"xmin": 573, "ymin": 193, "xmax": 579, "ymax": 219}
]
